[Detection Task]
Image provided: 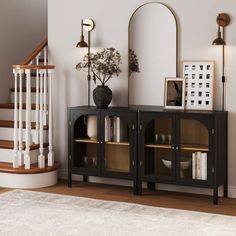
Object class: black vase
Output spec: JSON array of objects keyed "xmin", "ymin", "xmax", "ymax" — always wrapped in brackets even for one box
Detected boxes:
[{"xmin": 93, "ymin": 85, "xmax": 112, "ymax": 109}]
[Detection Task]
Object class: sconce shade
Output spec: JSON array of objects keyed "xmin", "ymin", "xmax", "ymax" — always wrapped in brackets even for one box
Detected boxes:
[
  {"xmin": 76, "ymin": 35, "xmax": 88, "ymax": 48},
  {"xmin": 212, "ymin": 31, "xmax": 225, "ymax": 45}
]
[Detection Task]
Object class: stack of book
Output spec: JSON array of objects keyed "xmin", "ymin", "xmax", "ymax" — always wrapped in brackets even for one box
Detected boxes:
[
  {"xmin": 104, "ymin": 116, "xmax": 127, "ymax": 142},
  {"xmin": 192, "ymin": 152, "xmax": 207, "ymax": 180}
]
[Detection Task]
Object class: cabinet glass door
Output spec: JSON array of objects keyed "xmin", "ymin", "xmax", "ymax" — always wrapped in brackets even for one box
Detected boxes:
[
  {"xmin": 178, "ymin": 119, "xmax": 209, "ymax": 181},
  {"xmin": 143, "ymin": 116, "xmax": 174, "ymax": 180},
  {"xmin": 103, "ymin": 115, "xmax": 130, "ymax": 173},
  {"xmin": 73, "ymin": 114, "xmax": 99, "ymax": 171}
]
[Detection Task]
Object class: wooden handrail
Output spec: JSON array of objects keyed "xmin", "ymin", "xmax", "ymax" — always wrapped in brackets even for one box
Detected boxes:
[
  {"xmin": 21, "ymin": 38, "xmax": 48, "ymax": 65},
  {"xmin": 12, "ymin": 65, "xmax": 55, "ymax": 70}
]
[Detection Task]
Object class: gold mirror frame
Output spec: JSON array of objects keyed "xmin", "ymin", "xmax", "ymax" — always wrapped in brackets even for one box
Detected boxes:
[{"xmin": 128, "ymin": 2, "xmax": 178, "ymax": 106}]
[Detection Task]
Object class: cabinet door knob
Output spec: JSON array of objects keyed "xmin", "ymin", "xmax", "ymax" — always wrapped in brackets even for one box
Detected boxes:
[
  {"xmin": 176, "ymin": 147, "xmax": 179, "ymax": 150},
  {"xmin": 171, "ymin": 147, "xmax": 175, "ymax": 150}
]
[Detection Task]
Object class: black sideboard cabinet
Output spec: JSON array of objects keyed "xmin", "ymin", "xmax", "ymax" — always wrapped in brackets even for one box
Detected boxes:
[
  {"xmin": 68, "ymin": 106, "xmax": 138, "ymax": 194},
  {"xmin": 68, "ymin": 106, "xmax": 227, "ymax": 204}
]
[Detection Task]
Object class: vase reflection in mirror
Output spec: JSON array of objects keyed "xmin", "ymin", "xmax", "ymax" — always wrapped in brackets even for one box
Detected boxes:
[{"xmin": 86, "ymin": 115, "xmax": 97, "ymax": 140}]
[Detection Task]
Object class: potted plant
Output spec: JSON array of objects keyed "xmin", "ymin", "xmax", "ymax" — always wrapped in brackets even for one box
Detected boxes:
[{"xmin": 76, "ymin": 48, "xmax": 122, "ymax": 109}]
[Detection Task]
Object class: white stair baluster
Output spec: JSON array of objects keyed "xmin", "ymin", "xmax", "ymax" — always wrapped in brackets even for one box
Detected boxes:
[
  {"xmin": 43, "ymin": 69, "xmax": 47, "ymax": 124},
  {"xmin": 48, "ymin": 69, "xmax": 54, "ymax": 166},
  {"xmin": 18, "ymin": 70, "xmax": 23, "ymax": 166},
  {"xmin": 35, "ymin": 54, "xmax": 41, "ymax": 144},
  {"xmin": 13, "ymin": 69, "xmax": 19, "ymax": 168},
  {"xmin": 38, "ymin": 69, "xmax": 45, "ymax": 168},
  {"xmin": 24, "ymin": 69, "xmax": 31, "ymax": 169}
]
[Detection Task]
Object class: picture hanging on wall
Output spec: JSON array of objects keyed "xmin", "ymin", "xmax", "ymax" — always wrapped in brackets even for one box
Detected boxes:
[
  {"xmin": 182, "ymin": 61, "xmax": 214, "ymax": 110},
  {"xmin": 164, "ymin": 77, "xmax": 185, "ymax": 110}
]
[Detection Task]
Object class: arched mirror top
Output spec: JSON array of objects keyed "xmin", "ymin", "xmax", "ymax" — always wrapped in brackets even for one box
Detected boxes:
[{"xmin": 128, "ymin": 2, "xmax": 178, "ymax": 106}]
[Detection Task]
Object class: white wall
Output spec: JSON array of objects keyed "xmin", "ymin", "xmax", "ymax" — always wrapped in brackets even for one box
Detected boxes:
[
  {"xmin": 0, "ymin": 0, "xmax": 47, "ymax": 103},
  {"xmin": 48, "ymin": 0, "xmax": 236, "ymax": 196}
]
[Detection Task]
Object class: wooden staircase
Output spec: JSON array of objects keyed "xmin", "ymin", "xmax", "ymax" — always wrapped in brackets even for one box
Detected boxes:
[{"xmin": 0, "ymin": 38, "xmax": 58, "ymax": 188}]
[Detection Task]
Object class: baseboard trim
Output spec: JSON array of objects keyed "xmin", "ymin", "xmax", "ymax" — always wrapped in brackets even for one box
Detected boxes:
[{"xmin": 59, "ymin": 169, "xmax": 236, "ymax": 198}]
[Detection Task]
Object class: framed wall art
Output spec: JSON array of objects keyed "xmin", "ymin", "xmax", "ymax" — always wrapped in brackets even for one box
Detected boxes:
[
  {"xmin": 182, "ymin": 61, "xmax": 214, "ymax": 110},
  {"xmin": 164, "ymin": 77, "xmax": 185, "ymax": 110}
]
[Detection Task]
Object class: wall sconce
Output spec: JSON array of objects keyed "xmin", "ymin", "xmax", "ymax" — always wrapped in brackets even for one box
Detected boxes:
[
  {"xmin": 212, "ymin": 13, "xmax": 230, "ymax": 111},
  {"xmin": 76, "ymin": 19, "xmax": 95, "ymax": 106}
]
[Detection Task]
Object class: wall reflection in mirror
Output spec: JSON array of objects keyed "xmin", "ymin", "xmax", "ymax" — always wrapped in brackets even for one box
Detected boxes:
[{"xmin": 128, "ymin": 3, "xmax": 177, "ymax": 106}]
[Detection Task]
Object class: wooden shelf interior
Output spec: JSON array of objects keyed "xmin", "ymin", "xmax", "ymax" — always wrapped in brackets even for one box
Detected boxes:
[
  {"xmin": 181, "ymin": 119, "xmax": 209, "ymax": 148},
  {"xmin": 105, "ymin": 143, "xmax": 130, "ymax": 173},
  {"xmin": 73, "ymin": 141, "xmax": 97, "ymax": 168},
  {"xmin": 144, "ymin": 147, "xmax": 172, "ymax": 176},
  {"xmin": 74, "ymin": 138, "xmax": 98, "ymax": 144},
  {"xmin": 181, "ymin": 144, "xmax": 209, "ymax": 152},
  {"xmin": 145, "ymin": 117, "xmax": 172, "ymax": 145},
  {"xmin": 145, "ymin": 143, "xmax": 171, "ymax": 149},
  {"xmin": 105, "ymin": 141, "xmax": 130, "ymax": 146}
]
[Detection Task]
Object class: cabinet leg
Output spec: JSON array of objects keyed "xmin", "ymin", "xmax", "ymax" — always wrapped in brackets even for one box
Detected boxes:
[
  {"xmin": 224, "ymin": 184, "xmax": 228, "ymax": 198},
  {"xmin": 68, "ymin": 171, "xmax": 72, "ymax": 188},
  {"xmin": 138, "ymin": 180, "xmax": 142, "ymax": 195},
  {"xmin": 213, "ymin": 186, "xmax": 218, "ymax": 205},
  {"xmin": 147, "ymin": 182, "xmax": 155, "ymax": 190},
  {"xmin": 83, "ymin": 175, "xmax": 88, "ymax": 183},
  {"xmin": 133, "ymin": 182, "xmax": 138, "ymax": 195}
]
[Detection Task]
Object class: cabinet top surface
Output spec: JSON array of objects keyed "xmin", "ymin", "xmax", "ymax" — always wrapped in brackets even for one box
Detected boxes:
[{"xmin": 68, "ymin": 105, "xmax": 227, "ymax": 115}]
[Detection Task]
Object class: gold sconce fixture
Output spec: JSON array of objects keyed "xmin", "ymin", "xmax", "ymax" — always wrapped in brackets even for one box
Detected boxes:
[
  {"xmin": 76, "ymin": 19, "xmax": 95, "ymax": 106},
  {"xmin": 212, "ymin": 13, "xmax": 230, "ymax": 111}
]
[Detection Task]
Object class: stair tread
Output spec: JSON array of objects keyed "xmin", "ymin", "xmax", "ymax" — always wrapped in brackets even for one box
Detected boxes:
[
  {"xmin": 39, "ymin": 58, "xmax": 48, "ymax": 63},
  {"xmin": 0, "ymin": 120, "xmax": 48, "ymax": 130},
  {"xmin": 10, "ymin": 87, "xmax": 48, "ymax": 93},
  {"xmin": 0, "ymin": 162, "xmax": 59, "ymax": 174},
  {"xmin": 0, "ymin": 140, "xmax": 48, "ymax": 150},
  {"xmin": 0, "ymin": 103, "xmax": 42, "ymax": 110},
  {"xmin": 10, "ymin": 87, "xmax": 37, "ymax": 93}
]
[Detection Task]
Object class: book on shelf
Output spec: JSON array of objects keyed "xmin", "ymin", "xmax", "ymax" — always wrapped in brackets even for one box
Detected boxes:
[
  {"xmin": 192, "ymin": 152, "xmax": 196, "ymax": 179},
  {"xmin": 201, "ymin": 153, "xmax": 207, "ymax": 180},
  {"xmin": 105, "ymin": 116, "xmax": 109, "ymax": 142},
  {"xmin": 104, "ymin": 116, "xmax": 127, "ymax": 142},
  {"xmin": 196, "ymin": 152, "xmax": 202, "ymax": 180},
  {"xmin": 192, "ymin": 151, "xmax": 207, "ymax": 180}
]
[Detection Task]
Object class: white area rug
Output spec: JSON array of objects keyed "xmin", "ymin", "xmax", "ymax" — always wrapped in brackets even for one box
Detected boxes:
[{"xmin": 0, "ymin": 190, "xmax": 236, "ymax": 236}]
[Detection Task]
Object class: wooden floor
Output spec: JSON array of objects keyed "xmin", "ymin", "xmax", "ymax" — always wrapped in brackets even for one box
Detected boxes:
[{"xmin": 1, "ymin": 180, "xmax": 236, "ymax": 216}]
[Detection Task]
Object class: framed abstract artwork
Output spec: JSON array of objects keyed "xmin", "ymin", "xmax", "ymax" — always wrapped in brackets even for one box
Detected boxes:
[
  {"xmin": 182, "ymin": 61, "xmax": 214, "ymax": 110},
  {"xmin": 164, "ymin": 77, "xmax": 185, "ymax": 110}
]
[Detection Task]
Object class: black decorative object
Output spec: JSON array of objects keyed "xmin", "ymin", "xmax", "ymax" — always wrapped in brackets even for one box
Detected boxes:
[
  {"xmin": 76, "ymin": 19, "xmax": 95, "ymax": 106},
  {"xmin": 212, "ymin": 13, "xmax": 230, "ymax": 111},
  {"xmin": 93, "ymin": 85, "xmax": 112, "ymax": 109},
  {"xmin": 76, "ymin": 48, "xmax": 122, "ymax": 109}
]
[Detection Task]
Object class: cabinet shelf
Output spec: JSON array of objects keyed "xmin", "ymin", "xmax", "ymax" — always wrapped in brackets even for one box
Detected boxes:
[
  {"xmin": 145, "ymin": 143, "xmax": 171, "ymax": 149},
  {"xmin": 74, "ymin": 138, "xmax": 99, "ymax": 144},
  {"xmin": 181, "ymin": 144, "xmax": 209, "ymax": 152},
  {"xmin": 105, "ymin": 141, "xmax": 130, "ymax": 146}
]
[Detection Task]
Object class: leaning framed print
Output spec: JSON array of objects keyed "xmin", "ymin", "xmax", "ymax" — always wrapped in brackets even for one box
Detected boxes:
[
  {"xmin": 182, "ymin": 61, "xmax": 214, "ymax": 110},
  {"xmin": 164, "ymin": 77, "xmax": 185, "ymax": 110}
]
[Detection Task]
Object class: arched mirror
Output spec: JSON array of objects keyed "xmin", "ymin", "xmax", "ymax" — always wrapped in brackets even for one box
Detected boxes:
[{"xmin": 128, "ymin": 3, "xmax": 177, "ymax": 106}]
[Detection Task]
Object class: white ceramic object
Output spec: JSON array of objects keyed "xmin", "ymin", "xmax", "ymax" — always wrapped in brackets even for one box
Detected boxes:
[
  {"xmin": 162, "ymin": 157, "xmax": 191, "ymax": 178},
  {"xmin": 87, "ymin": 115, "xmax": 97, "ymax": 140}
]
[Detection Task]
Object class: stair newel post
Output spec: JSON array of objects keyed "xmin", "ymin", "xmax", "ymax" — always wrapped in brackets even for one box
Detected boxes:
[
  {"xmin": 38, "ymin": 69, "xmax": 45, "ymax": 168},
  {"xmin": 13, "ymin": 69, "xmax": 19, "ymax": 168},
  {"xmin": 48, "ymin": 69, "xmax": 54, "ymax": 166},
  {"xmin": 44, "ymin": 46, "xmax": 47, "ymax": 66},
  {"xmin": 24, "ymin": 69, "xmax": 31, "ymax": 169},
  {"xmin": 35, "ymin": 54, "xmax": 41, "ymax": 144},
  {"xmin": 18, "ymin": 70, "xmax": 24, "ymax": 166}
]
